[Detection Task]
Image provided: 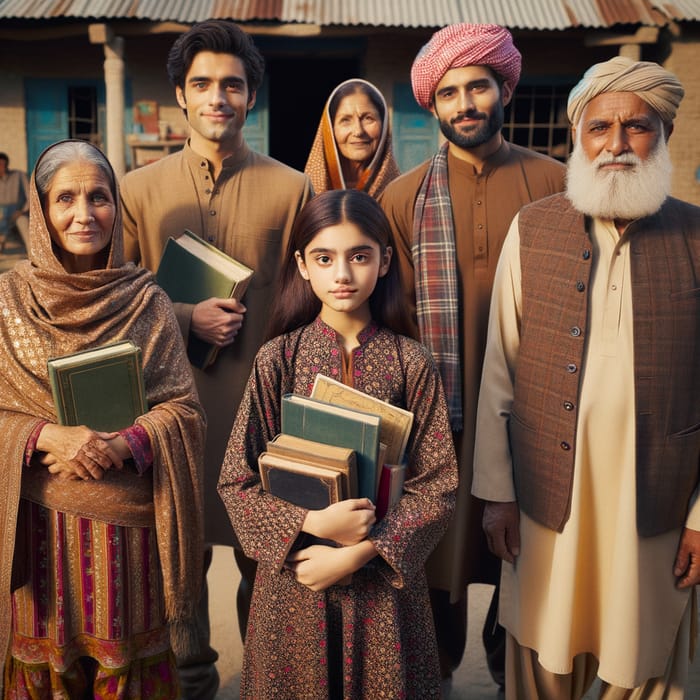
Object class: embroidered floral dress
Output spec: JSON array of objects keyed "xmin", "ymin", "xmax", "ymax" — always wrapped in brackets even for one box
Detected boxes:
[{"xmin": 218, "ymin": 318, "xmax": 458, "ymax": 699}]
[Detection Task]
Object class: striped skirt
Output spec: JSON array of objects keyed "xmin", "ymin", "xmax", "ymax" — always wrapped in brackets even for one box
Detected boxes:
[{"xmin": 5, "ymin": 499, "xmax": 178, "ymax": 699}]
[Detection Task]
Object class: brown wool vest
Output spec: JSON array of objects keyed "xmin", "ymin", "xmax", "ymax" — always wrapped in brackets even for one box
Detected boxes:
[{"xmin": 513, "ymin": 193, "xmax": 700, "ymax": 536}]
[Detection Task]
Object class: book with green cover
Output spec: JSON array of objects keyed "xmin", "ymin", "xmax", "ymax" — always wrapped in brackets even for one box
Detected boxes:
[
  {"xmin": 281, "ymin": 393, "xmax": 381, "ymax": 501},
  {"xmin": 155, "ymin": 229, "xmax": 254, "ymax": 369},
  {"xmin": 48, "ymin": 340, "xmax": 147, "ymax": 432}
]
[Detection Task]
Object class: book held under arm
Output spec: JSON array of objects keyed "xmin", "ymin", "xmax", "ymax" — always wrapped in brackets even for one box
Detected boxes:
[
  {"xmin": 155, "ymin": 229, "xmax": 254, "ymax": 369},
  {"xmin": 48, "ymin": 340, "xmax": 147, "ymax": 432}
]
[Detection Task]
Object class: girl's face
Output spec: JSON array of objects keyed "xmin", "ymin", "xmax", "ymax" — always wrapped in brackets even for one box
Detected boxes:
[{"xmin": 295, "ymin": 221, "xmax": 391, "ymax": 325}]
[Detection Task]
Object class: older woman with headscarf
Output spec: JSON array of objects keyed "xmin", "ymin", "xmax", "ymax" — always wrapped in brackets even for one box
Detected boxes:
[
  {"xmin": 0, "ymin": 140, "xmax": 204, "ymax": 698},
  {"xmin": 304, "ymin": 79, "xmax": 400, "ymax": 198}
]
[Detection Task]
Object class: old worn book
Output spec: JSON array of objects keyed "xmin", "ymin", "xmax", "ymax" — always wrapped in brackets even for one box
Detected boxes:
[
  {"xmin": 281, "ymin": 393, "xmax": 381, "ymax": 501},
  {"xmin": 48, "ymin": 340, "xmax": 147, "ymax": 432},
  {"xmin": 155, "ymin": 229, "xmax": 254, "ymax": 369},
  {"xmin": 311, "ymin": 373, "xmax": 414, "ymax": 466},
  {"xmin": 258, "ymin": 451, "xmax": 345, "ymax": 509},
  {"xmin": 266, "ymin": 433, "xmax": 358, "ymax": 499}
]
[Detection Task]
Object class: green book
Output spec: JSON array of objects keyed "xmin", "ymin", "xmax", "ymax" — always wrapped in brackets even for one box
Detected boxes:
[
  {"xmin": 281, "ymin": 393, "xmax": 381, "ymax": 501},
  {"xmin": 48, "ymin": 340, "xmax": 147, "ymax": 432},
  {"xmin": 156, "ymin": 229, "xmax": 254, "ymax": 369}
]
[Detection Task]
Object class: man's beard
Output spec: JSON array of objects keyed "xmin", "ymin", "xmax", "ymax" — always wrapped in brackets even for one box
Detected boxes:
[
  {"xmin": 565, "ymin": 138, "xmax": 672, "ymax": 220},
  {"xmin": 438, "ymin": 101, "xmax": 504, "ymax": 149}
]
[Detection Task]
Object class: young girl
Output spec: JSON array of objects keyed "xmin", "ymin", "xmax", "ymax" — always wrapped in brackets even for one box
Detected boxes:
[{"xmin": 217, "ymin": 189, "xmax": 458, "ymax": 699}]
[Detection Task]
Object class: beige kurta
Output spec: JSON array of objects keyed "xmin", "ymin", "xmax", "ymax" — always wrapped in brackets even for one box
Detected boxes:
[
  {"xmin": 120, "ymin": 141, "xmax": 313, "ymax": 545},
  {"xmin": 380, "ymin": 141, "xmax": 566, "ymax": 595},
  {"xmin": 473, "ymin": 214, "xmax": 700, "ymax": 686}
]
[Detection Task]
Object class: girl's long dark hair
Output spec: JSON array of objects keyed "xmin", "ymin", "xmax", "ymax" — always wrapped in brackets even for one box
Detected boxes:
[{"xmin": 266, "ymin": 189, "xmax": 414, "ymax": 340}]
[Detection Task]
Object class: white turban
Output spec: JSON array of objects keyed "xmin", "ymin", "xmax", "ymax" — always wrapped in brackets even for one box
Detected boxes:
[{"xmin": 567, "ymin": 56, "xmax": 684, "ymax": 127}]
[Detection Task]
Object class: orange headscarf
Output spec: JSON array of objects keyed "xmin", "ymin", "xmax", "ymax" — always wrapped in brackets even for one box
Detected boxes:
[{"xmin": 304, "ymin": 79, "xmax": 400, "ymax": 198}]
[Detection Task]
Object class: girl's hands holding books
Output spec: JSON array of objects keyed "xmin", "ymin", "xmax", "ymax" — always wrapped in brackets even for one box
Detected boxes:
[
  {"xmin": 303, "ymin": 498, "xmax": 376, "ymax": 545},
  {"xmin": 286, "ymin": 540, "xmax": 378, "ymax": 591}
]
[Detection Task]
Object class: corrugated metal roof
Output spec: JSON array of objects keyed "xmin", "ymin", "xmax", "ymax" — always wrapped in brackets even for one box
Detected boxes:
[{"xmin": 1, "ymin": 0, "xmax": 700, "ymax": 29}]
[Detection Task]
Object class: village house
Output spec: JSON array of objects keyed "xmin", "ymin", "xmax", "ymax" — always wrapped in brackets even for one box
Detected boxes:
[{"xmin": 1, "ymin": 0, "xmax": 699, "ymax": 203}]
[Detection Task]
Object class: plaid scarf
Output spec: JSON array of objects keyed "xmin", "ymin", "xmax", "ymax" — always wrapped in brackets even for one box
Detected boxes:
[{"xmin": 412, "ymin": 142, "xmax": 463, "ymax": 431}]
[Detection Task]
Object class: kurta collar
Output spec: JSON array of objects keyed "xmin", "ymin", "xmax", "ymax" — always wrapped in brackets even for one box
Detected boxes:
[
  {"xmin": 182, "ymin": 139, "xmax": 252, "ymax": 176},
  {"xmin": 448, "ymin": 139, "xmax": 510, "ymax": 178},
  {"xmin": 312, "ymin": 316, "xmax": 380, "ymax": 346}
]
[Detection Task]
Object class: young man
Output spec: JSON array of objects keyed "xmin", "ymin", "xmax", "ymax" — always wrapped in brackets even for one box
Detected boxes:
[
  {"xmin": 473, "ymin": 56, "xmax": 698, "ymax": 699},
  {"xmin": 120, "ymin": 20, "xmax": 312, "ymax": 699},
  {"xmin": 379, "ymin": 23, "xmax": 566, "ymax": 686}
]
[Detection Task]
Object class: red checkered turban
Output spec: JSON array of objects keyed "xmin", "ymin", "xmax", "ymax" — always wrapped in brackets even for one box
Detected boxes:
[{"xmin": 411, "ymin": 23, "xmax": 522, "ymax": 110}]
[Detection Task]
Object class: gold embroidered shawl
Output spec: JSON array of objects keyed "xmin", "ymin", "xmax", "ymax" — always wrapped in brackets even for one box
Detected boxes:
[
  {"xmin": 304, "ymin": 79, "xmax": 400, "ymax": 198},
  {"xmin": 0, "ymin": 141, "xmax": 205, "ymax": 675}
]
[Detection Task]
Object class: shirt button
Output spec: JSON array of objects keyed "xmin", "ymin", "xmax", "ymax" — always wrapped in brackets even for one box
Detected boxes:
[
  {"xmin": 576, "ymin": 281, "xmax": 585, "ymax": 292},
  {"xmin": 611, "ymin": 284, "xmax": 617, "ymax": 291},
  {"xmin": 209, "ymin": 210, "xmax": 216, "ymax": 216},
  {"xmin": 477, "ymin": 224, "xmax": 484, "ymax": 229},
  {"xmin": 476, "ymin": 200, "xmax": 482, "ymax": 205},
  {"xmin": 570, "ymin": 326, "xmax": 581, "ymax": 337},
  {"xmin": 582, "ymin": 250, "xmax": 591, "ymax": 260},
  {"xmin": 205, "ymin": 188, "xmax": 212, "ymax": 194},
  {"xmin": 566, "ymin": 363, "xmax": 577, "ymax": 373},
  {"xmin": 563, "ymin": 401, "xmax": 574, "ymax": 411},
  {"xmin": 560, "ymin": 441, "xmax": 571, "ymax": 451}
]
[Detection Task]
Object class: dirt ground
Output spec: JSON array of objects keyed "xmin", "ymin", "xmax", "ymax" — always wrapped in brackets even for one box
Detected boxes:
[{"xmin": 208, "ymin": 546, "xmax": 700, "ymax": 699}]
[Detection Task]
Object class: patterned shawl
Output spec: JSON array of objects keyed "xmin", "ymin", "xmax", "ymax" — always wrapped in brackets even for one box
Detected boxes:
[
  {"xmin": 304, "ymin": 78, "xmax": 400, "ymax": 198},
  {"xmin": 412, "ymin": 142, "xmax": 463, "ymax": 431},
  {"xmin": 0, "ymin": 141, "xmax": 205, "ymax": 674}
]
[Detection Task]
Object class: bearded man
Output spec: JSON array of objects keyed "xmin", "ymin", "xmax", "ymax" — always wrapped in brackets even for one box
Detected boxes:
[
  {"xmin": 379, "ymin": 23, "xmax": 565, "ymax": 685},
  {"xmin": 473, "ymin": 56, "xmax": 700, "ymax": 699}
]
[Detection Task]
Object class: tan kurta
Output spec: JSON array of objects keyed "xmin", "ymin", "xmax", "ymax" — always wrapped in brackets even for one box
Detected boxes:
[
  {"xmin": 120, "ymin": 141, "xmax": 312, "ymax": 545},
  {"xmin": 380, "ymin": 141, "xmax": 565, "ymax": 595},
  {"xmin": 473, "ymin": 214, "xmax": 700, "ymax": 686}
]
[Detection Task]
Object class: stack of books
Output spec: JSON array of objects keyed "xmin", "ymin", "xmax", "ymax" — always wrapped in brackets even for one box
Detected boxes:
[{"xmin": 258, "ymin": 374, "xmax": 414, "ymax": 521}]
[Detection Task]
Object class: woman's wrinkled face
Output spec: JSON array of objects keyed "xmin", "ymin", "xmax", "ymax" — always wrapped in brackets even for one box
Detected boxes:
[
  {"xmin": 44, "ymin": 160, "xmax": 115, "ymax": 272},
  {"xmin": 332, "ymin": 91, "xmax": 382, "ymax": 165}
]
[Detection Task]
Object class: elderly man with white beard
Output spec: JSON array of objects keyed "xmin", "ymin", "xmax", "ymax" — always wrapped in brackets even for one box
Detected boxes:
[{"xmin": 472, "ymin": 56, "xmax": 700, "ymax": 700}]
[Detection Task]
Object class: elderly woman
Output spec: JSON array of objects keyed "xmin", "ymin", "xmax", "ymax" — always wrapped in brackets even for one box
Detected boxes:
[
  {"xmin": 0, "ymin": 140, "xmax": 204, "ymax": 698},
  {"xmin": 305, "ymin": 79, "xmax": 400, "ymax": 198}
]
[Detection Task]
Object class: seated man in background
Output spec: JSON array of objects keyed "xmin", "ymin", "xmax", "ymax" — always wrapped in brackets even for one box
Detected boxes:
[{"xmin": 0, "ymin": 152, "xmax": 29, "ymax": 251}]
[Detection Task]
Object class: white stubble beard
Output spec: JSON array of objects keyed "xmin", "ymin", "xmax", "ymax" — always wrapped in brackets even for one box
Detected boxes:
[{"xmin": 565, "ymin": 136, "xmax": 672, "ymax": 221}]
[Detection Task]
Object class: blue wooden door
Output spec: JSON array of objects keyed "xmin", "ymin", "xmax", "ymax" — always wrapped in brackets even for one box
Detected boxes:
[
  {"xmin": 25, "ymin": 79, "xmax": 105, "ymax": 172},
  {"xmin": 25, "ymin": 80, "xmax": 69, "ymax": 171},
  {"xmin": 392, "ymin": 83, "xmax": 439, "ymax": 172},
  {"xmin": 243, "ymin": 77, "xmax": 269, "ymax": 154}
]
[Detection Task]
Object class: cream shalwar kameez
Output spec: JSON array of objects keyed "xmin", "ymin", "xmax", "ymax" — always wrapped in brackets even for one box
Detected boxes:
[{"xmin": 473, "ymin": 213, "xmax": 699, "ymax": 692}]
